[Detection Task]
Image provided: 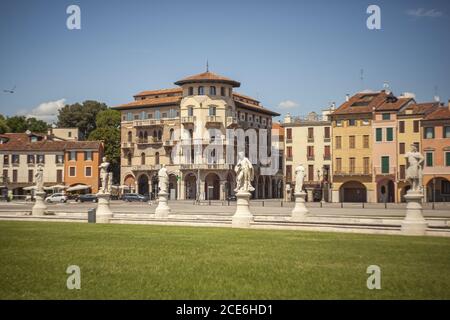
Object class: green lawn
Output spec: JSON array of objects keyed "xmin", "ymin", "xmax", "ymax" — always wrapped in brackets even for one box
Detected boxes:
[{"xmin": 0, "ymin": 221, "xmax": 449, "ymax": 299}]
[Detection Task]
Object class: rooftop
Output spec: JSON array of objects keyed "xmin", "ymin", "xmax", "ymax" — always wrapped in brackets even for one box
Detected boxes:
[{"xmin": 174, "ymin": 71, "xmax": 241, "ymax": 87}]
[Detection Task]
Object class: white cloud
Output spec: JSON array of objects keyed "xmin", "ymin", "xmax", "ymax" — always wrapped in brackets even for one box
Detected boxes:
[
  {"xmin": 278, "ymin": 100, "xmax": 299, "ymax": 109},
  {"xmin": 24, "ymin": 99, "xmax": 66, "ymax": 123},
  {"xmin": 406, "ymin": 8, "xmax": 443, "ymax": 18}
]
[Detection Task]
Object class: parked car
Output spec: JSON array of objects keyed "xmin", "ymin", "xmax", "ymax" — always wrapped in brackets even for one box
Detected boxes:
[
  {"xmin": 78, "ymin": 194, "xmax": 98, "ymax": 203},
  {"xmin": 45, "ymin": 193, "xmax": 68, "ymax": 203},
  {"xmin": 122, "ymin": 193, "xmax": 149, "ymax": 202}
]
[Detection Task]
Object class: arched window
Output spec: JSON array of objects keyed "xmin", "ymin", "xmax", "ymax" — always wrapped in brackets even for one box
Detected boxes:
[
  {"xmin": 189, "ymin": 129, "xmax": 193, "ymax": 140},
  {"xmin": 209, "ymin": 86, "xmax": 216, "ymax": 95},
  {"xmin": 169, "ymin": 128, "xmax": 174, "ymax": 141},
  {"xmin": 220, "ymin": 87, "xmax": 225, "ymax": 96},
  {"xmin": 158, "ymin": 130, "xmax": 162, "ymax": 141},
  {"xmin": 127, "ymin": 131, "xmax": 132, "ymax": 142},
  {"xmin": 139, "ymin": 131, "xmax": 143, "ymax": 142},
  {"xmin": 127, "ymin": 153, "xmax": 132, "ymax": 166},
  {"xmin": 188, "ymin": 87, "xmax": 194, "ymax": 95},
  {"xmin": 144, "ymin": 131, "xmax": 148, "ymax": 142},
  {"xmin": 198, "ymin": 86, "xmax": 204, "ymax": 95},
  {"xmin": 188, "ymin": 106, "xmax": 194, "ymax": 117},
  {"xmin": 155, "ymin": 152, "xmax": 160, "ymax": 165},
  {"xmin": 141, "ymin": 152, "xmax": 145, "ymax": 165}
]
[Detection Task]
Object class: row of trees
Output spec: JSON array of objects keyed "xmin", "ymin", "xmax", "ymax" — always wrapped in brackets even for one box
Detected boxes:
[{"xmin": 1, "ymin": 100, "xmax": 121, "ymax": 182}]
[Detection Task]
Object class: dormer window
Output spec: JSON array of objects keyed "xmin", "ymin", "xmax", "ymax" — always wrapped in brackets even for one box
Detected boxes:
[
  {"xmin": 198, "ymin": 86, "xmax": 204, "ymax": 95},
  {"xmin": 209, "ymin": 86, "xmax": 216, "ymax": 95}
]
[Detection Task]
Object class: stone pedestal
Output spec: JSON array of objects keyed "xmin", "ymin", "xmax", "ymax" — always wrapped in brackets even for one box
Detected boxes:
[
  {"xmin": 291, "ymin": 192, "xmax": 309, "ymax": 221},
  {"xmin": 232, "ymin": 191, "xmax": 253, "ymax": 228},
  {"xmin": 32, "ymin": 191, "xmax": 47, "ymax": 215},
  {"xmin": 401, "ymin": 191, "xmax": 427, "ymax": 235},
  {"xmin": 155, "ymin": 191, "xmax": 170, "ymax": 218},
  {"xmin": 96, "ymin": 192, "xmax": 113, "ymax": 223}
]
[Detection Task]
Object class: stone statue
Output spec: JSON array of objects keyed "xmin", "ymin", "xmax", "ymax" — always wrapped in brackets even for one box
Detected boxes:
[
  {"xmin": 35, "ymin": 163, "xmax": 44, "ymax": 192},
  {"xmin": 107, "ymin": 172, "xmax": 113, "ymax": 194},
  {"xmin": 158, "ymin": 164, "xmax": 169, "ymax": 194},
  {"xmin": 294, "ymin": 164, "xmax": 305, "ymax": 194},
  {"xmin": 99, "ymin": 156, "xmax": 110, "ymax": 193},
  {"xmin": 405, "ymin": 144, "xmax": 424, "ymax": 193},
  {"xmin": 234, "ymin": 151, "xmax": 255, "ymax": 193}
]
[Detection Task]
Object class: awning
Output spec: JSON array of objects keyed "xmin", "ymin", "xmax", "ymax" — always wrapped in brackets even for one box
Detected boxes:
[
  {"xmin": 66, "ymin": 185, "xmax": 91, "ymax": 192},
  {"xmin": 47, "ymin": 184, "xmax": 67, "ymax": 189}
]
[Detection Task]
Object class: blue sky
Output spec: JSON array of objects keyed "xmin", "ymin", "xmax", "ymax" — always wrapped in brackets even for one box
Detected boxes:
[{"xmin": 0, "ymin": 0, "xmax": 449, "ymax": 122}]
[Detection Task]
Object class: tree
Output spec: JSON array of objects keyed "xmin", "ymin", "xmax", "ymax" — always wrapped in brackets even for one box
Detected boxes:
[
  {"xmin": 3, "ymin": 115, "xmax": 48, "ymax": 133},
  {"xmin": 88, "ymin": 109, "xmax": 121, "ymax": 183},
  {"xmin": 0, "ymin": 115, "xmax": 10, "ymax": 134},
  {"xmin": 6, "ymin": 116, "xmax": 28, "ymax": 133},
  {"xmin": 57, "ymin": 100, "xmax": 107, "ymax": 140},
  {"xmin": 26, "ymin": 117, "xmax": 48, "ymax": 133}
]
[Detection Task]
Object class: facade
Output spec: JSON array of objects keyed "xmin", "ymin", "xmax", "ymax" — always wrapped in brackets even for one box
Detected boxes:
[
  {"xmin": 282, "ymin": 108, "xmax": 333, "ymax": 201},
  {"xmin": 113, "ymin": 70, "xmax": 282, "ymax": 200},
  {"xmin": 421, "ymin": 102, "xmax": 450, "ymax": 202},
  {"xmin": 49, "ymin": 127, "xmax": 80, "ymax": 141},
  {"xmin": 0, "ymin": 131, "xmax": 103, "ymax": 195}
]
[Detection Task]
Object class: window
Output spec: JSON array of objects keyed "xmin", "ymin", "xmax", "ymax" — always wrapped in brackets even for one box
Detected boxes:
[
  {"xmin": 307, "ymin": 146, "xmax": 314, "ymax": 159},
  {"xmin": 363, "ymin": 157, "xmax": 370, "ymax": 174},
  {"xmin": 220, "ymin": 87, "xmax": 225, "ymax": 96},
  {"xmin": 68, "ymin": 132, "xmax": 72, "ymax": 138},
  {"xmin": 363, "ymin": 135, "xmax": 369, "ymax": 148},
  {"xmin": 336, "ymin": 158, "xmax": 342, "ymax": 173},
  {"xmin": 386, "ymin": 127, "xmax": 394, "ymax": 141},
  {"xmin": 424, "ymin": 127, "xmax": 435, "ymax": 139},
  {"xmin": 188, "ymin": 87, "xmax": 194, "ymax": 95},
  {"xmin": 413, "ymin": 120, "xmax": 419, "ymax": 133},
  {"xmin": 444, "ymin": 126, "xmax": 450, "ymax": 138},
  {"xmin": 308, "ymin": 127, "xmax": 314, "ymax": 140},
  {"xmin": 27, "ymin": 155, "xmax": 35, "ymax": 164},
  {"xmin": 209, "ymin": 86, "xmax": 216, "ymax": 95},
  {"xmin": 399, "ymin": 121, "xmax": 405, "ymax": 133},
  {"xmin": 324, "ymin": 145, "xmax": 331, "ymax": 159},
  {"xmin": 381, "ymin": 156, "xmax": 390, "ymax": 174},
  {"xmin": 127, "ymin": 153, "xmax": 132, "ymax": 166},
  {"xmin": 188, "ymin": 106, "xmax": 194, "ymax": 117},
  {"xmin": 382, "ymin": 113, "xmax": 390, "ymax": 120},
  {"xmin": 376, "ymin": 128, "xmax": 382, "ymax": 142},
  {"xmin": 399, "ymin": 143, "xmax": 405, "ymax": 154},
  {"xmin": 12, "ymin": 154, "xmax": 19, "ymax": 164},
  {"xmin": 349, "ymin": 158, "xmax": 356, "ymax": 173},
  {"xmin": 12, "ymin": 170, "xmax": 17, "ymax": 183},
  {"xmin": 446, "ymin": 152, "xmax": 450, "ymax": 166},
  {"xmin": 84, "ymin": 151, "xmax": 93, "ymax": 161},
  {"xmin": 141, "ymin": 152, "xmax": 145, "ymax": 165},
  {"xmin": 286, "ymin": 128, "xmax": 292, "ymax": 140},
  {"xmin": 308, "ymin": 165, "xmax": 314, "ymax": 181},
  {"xmin": 442, "ymin": 180, "xmax": 450, "ymax": 195},
  {"xmin": 209, "ymin": 106, "xmax": 217, "ymax": 116},
  {"xmin": 426, "ymin": 152, "xmax": 433, "ymax": 167},
  {"xmin": 128, "ymin": 131, "xmax": 132, "ymax": 142},
  {"xmin": 85, "ymin": 167, "xmax": 92, "ymax": 177},
  {"xmin": 155, "ymin": 152, "xmax": 160, "ymax": 165},
  {"xmin": 28, "ymin": 170, "xmax": 33, "ymax": 183},
  {"xmin": 155, "ymin": 110, "xmax": 160, "ymax": 120},
  {"xmin": 37, "ymin": 155, "xmax": 45, "ymax": 164},
  {"xmin": 362, "ymin": 119, "xmax": 370, "ymax": 126},
  {"xmin": 2, "ymin": 169, "xmax": 7, "ymax": 180},
  {"xmin": 69, "ymin": 166, "xmax": 76, "ymax": 177},
  {"xmin": 286, "ymin": 165, "xmax": 292, "ymax": 182},
  {"xmin": 57, "ymin": 170, "xmax": 63, "ymax": 183},
  {"xmin": 3, "ymin": 155, "xmax": 8, "ymax": 165},
  {"xmin": 126, "ymin": 112, "xmax": 133, "ymax": 121},
  {"xmin": 399, "ymin": 165, "xmax": 406, "ymax": 180},
  {"xmin": 140, "ymin": 111, "xmax": 147, "ymax": 120},
  {"xmin": 348, "ymin": 119, "xmax": 356, "ymax": 126},
  {"xmin": 335, "ymin": 136, "xmax": 342, "ymax": 149},
  {"xmin": 324, "ymin": 127, "xmax": 330, "ymax": 139},
  {"xmin": 198, "ymin": 86, "xmax": 204, "ymax": 95},
  {"xmin": 336, "ymin": 120, "xmax": 343, "ymax": 127},
  {"xmin": 56, "ymin": 155, "xmax": 64, "ymax": 164},
  {"xmin": 286, "ymin": 146, "xmax": 292, "ymax": 158},
  {"xmin": 69, "ymin": 151, "xmax": 77, "ymax": 161},
  {"xmin": 169, "ymin": 108, "xmax": 177, "ymax": 118},
  {"xmin": 349, "ymin": 136, "xmax": 355, "ymax": 149},
  {"xmin": 162, "ymin": 113, "xmax": 167, "ymax": 118}
]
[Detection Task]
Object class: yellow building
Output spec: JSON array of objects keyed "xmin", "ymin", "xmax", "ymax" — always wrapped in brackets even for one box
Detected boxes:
[{"xmin": 396, "ymin": 102, "xmax": 438, "ymax": 202}]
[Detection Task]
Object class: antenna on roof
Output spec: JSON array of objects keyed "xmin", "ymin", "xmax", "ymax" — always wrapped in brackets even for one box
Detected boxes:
[{"xmin": 206, "ymin": 59, "xmax": 209, "ymax": 72}]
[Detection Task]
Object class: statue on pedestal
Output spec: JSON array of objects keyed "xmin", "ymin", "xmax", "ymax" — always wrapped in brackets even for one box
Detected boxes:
[
  {"xmin": 234, "ymin": 151, "xmax": 254, "ymax": 193},
  {"xmin": 158, "ymin": 164, "xmax": 169, "ymax": 194},
  {"xmin": 99, "ymin": 157, "xmax": 110, "ymax": 194},
  {"xmin": 294, "ymin": 164, "xmax": 305, "ymax": 194},
  {"xmin": 35, "ymin": 163, "xmax": 44, "ymax": 192},
  {"xmin": 405, "ymin": 144, "xmax": 424, "ymax": 193}
]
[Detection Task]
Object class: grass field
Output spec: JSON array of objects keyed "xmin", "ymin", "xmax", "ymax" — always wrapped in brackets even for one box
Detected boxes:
[{"xmin": 0, "ymin": 220, "xmax": 449, "ymax": 299}]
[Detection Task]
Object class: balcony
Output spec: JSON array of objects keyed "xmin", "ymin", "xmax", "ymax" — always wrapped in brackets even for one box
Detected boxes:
[
  {"xmin": 133, "ymin": 119, "xmax": 163, "ymax": 127},
  {"xmin": 181, "ymin": 116, "xmax": 196, "ymax": 124},
  {"xmin": 333, "ymin": 167, "xmax": 371, "ymax": 176},
  {"xmin": 286, "ymin": 156, "xmax": 293, "ymax": 162},
  {"xmin": 324, "ymin": 137, "xmax": 331, "ymax": 143},
  {"xmin": 307, "ymin": 155, "xmax": 315, "ymax": 161},
  {"xmin": 374, "ymin": 166, "xmax": 396, "ymax": 176},
  {"xmin": 307, "ymin": 137, "xmax": 314, "ymax": 143},
  {"xmin": 121, "ymin": 142, "xmax": 135, "ymax": 149},
  {"xmin": 132, "ymin": 164, "xmax": 161, "ymax": 171},
  {"xmin": 163, "ymin": 140, "xmax": 177, "ymax": 147},
  {"xmin": 323, "ymin": 154, "xmax": 331, "ymax": 161},
  {"xmin": 226, "ymin": 116, "xmax": 238, "ymax": 128},
  {"xmin": 135, "ymin": 138, "xmax": 163, "ymax": 146},
  {"xmin": 206, "ymin": 115, "xmax": 222, "ymax": 125}
]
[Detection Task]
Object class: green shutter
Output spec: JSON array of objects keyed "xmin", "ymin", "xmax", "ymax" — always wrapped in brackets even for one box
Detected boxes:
[
  {"xmin": 381, "ymin": 156, "xmax": 389, "ymax": 174},
  {"xmin": 376, "ymin": 128, "xmax": 382, "ymax": 142},
  {"xmin": 386, "ymin": 128, "xmax": 393, "ymax": 141},
  {"xmin": 426, "ymin": 153, "xmax": 433, "ymax": 167},
  {"xmin": 446, "ymin": 152, "xmax": 450, "ymax": 166}
]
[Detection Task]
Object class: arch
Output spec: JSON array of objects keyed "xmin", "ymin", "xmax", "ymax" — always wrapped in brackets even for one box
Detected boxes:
[
  {"xmin": 127, "ymin": 152, "xmax": 132, "ymax": 166},
  {"xmin": 127, "ymin": 131, "xmax": 132, "ymax": 142},
  {"xmin": 339, "ymin": 181, "xmax": 367, "ymax": 202},
  {"xmin": 204, "ymin": 173, "xmax": 220, "ymax": 200},
  {"xmin": 185, "ymin": 173, "xmax": 197, "ymax": 200},
  {"xmin": 137, "ymin": 174, "xmax": 149, "ymax": 196},
  {"xmin": 169, "ymin": 128, "xmax": 174, "ymax": 141},
  {"xmin": 123, "ymin": 174, "xmax": 135, "ymax": 193},
  {"xmin": 377, "ymin": 178, "xmax": 395, "ymax": 203},
  {"xmin": 141, "ymin": 152, "xmax": 146, "ymax": 165},
  {"xmin": 426, "ymin": 177, "xmax": 450, "ymax": 202}
]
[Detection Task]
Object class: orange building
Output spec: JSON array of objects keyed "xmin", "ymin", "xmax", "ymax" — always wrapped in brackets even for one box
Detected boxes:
[
  {"xmin": 64, "ymin": 141, "xmax": 104, "ymax": 193},
  {"xmin": 421, "ymin": 101, "xmax": 450, "ymax": 202}
]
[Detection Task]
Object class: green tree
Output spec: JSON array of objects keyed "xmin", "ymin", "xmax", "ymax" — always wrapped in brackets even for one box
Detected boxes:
[
  {"xmin": 57, "ymin": 100, "xmax": 107, "ymax": 140},
  {"xmin": 88, "ymin": 109, "xmax": 121, "ymax": 183},
  {"xmin": 0, "ymin": 115, "xmax": 10, "ymax": 134},
  {"xmin": 5, "ymin": 116, "xmax": 28, "ymax": 133},
  {"xmin": 26, "ymin": 117, "xmax": 48, "ymax": 133}
]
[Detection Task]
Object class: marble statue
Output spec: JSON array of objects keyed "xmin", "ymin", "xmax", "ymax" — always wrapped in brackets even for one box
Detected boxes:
[
  {"xmin": 158, "ymin": 164, "xmax": 169, "ymax": 194},
  {"xmin": 107, "ymin": 172, "xmax": 113, "ymax": 194},
  {"xmin": 294, "ymin": 164, "xmax": 306, "ymax": 194},
  {"xmin": 234, "ymin": 151, "xmax": 255, "ymax": 193},
  {"xmin": 405, "ymin": 144, "xmax": 424, "ymax": 192},
  {"xmin": 99, "ymin": 157, "xmax": 110, "ymax": 193},
  {"xmin": 35, "ymin": 163, "xmax": 44, "ymax": 192}
]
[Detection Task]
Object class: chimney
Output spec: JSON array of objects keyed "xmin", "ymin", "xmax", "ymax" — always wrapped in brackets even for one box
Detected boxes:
[
  {"xmin": 331, "ymin": 102, "xmax": 336, "ymax": 110},
  {"xmin": 345, "ymin": 94, "xmax": 350, "ymax": 102},
  {"xmin": 284, "ymin": 113, "xmax": 292, "ymax": 124}
]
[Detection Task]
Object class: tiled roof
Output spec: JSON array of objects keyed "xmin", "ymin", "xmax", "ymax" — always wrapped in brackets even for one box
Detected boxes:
[
  {"xmin": 113, "ymin": 96, "xmax": 182, "ymax": 109},
  {"xmin": 133, "ymin": 88, "xmax": 182, "ymax": 98},
  {"xmin": 233, "ymin": 92, "xmax": 260, "ymax": 104},
  {"xmin": 174, "ymin": 71, "xmax": 241, "ymax": 87},
  {"xmin": 0, "ymin": 133, "xmax": 102, "ymax": 152},
  {"xmin": 235, "ymin": 100, "xmax": 280, "ymax": 116},
  {"xmin": 398, "ymin": 102, "xmax": 439, "ymax": 116},
  {"xmin": 423, "ymin": 106, "xmax": 450, "ymax": 121},
  {"xmin": 332, "ymin": 91, "xmax": 388, "ymax": 115},
  {"xmin": 376, "ymin": 97, "xmax": 413, "ymax": 111}
]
